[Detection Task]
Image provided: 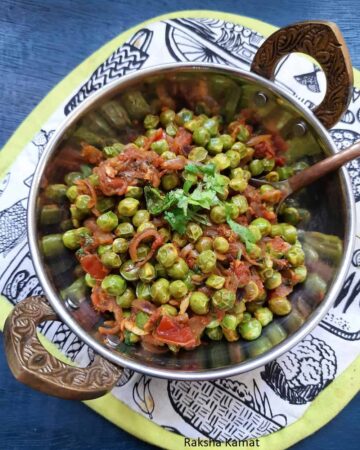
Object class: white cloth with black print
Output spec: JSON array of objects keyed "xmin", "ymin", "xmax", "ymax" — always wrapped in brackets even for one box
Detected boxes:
[{"xmin": 0, "ymin": 17, "xmax": 359, "ymax": 442}]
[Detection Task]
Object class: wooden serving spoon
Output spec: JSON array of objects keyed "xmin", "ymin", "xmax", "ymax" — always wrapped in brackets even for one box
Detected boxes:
[{"xmin": 250, "ymin": 141, "xmax": 360, "ymax": 210}]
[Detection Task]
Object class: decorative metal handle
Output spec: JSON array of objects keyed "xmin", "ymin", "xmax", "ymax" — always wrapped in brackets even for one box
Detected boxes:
[
  {"xmin": 4, "ymin": 296, "xmax": 122, "ymax": 400},
  {"xmin": 251, "ymin": 21, "xmax": 353, "ymax": 129}
]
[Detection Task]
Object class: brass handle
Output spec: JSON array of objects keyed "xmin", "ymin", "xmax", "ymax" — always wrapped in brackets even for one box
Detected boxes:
[
  {"xmin": 251, "ymin": 21, "xmax": 353, "ymax": 129},
  {"xmin": 288, "ymin": 140, "xmax": 360, "ymax": 193},
  {"xmin": 4, "ymin": 296, "xmax": 122, "ymax": 400}
]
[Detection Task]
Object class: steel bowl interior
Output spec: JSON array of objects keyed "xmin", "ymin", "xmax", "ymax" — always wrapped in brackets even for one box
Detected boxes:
[{"xmin": 28, "ymin": 63, "xmax": 355, "ymax": 380}]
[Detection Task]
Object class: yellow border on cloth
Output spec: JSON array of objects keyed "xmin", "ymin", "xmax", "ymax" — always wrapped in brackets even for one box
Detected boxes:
[{"xmin": 0, "ymin": 10, "xmax": 359, "ymax": 449}]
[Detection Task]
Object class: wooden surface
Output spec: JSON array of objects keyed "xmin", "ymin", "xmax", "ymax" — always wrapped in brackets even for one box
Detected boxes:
[{"xmin": 0, "ymin": 1, "xmax": 359, "ymax": 449}]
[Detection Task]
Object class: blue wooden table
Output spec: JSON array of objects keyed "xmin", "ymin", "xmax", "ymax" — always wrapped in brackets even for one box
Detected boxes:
[{"xmin": 0, "ymin": 1, "xmax": 359, "ymax": 449}]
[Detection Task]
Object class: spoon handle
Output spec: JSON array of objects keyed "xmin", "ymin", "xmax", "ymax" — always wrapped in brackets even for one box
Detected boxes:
[{"xmin": 288, "ymin": 141, "xmax": 360, "ymax": 193}]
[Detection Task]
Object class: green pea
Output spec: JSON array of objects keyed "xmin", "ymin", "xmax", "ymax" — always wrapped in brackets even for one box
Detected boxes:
[
  {"xmin": 193, "ymin": 127, "xmax": 210, "ymax": 146},
  {"xmin": 167, "ymin": 258, "xmax": 189, "ymax": 279},
  {"xmin": 189, "ymin": 292, "xmax": 210, "ymax": 315},
  {"xmin": 117, "ymin": 198, "xmax": 139, "ymax": 217},
  {"xmin": 96, "ymin": 196, "xmax": 115, "ymax": 214},
  {"xmin": 213, "ymin": 237, "xmax": 229, "ymax": 254},
  {"xmin": 112, "ymin": 238, "xmax": 129, "ymax": 254},
  {"xmin": 226, "ymin": 203, "xmax": 239, "ymax": 219},
  {"xmin": 281, "ymin": 207, "xmax": 300, "ymax": 226},
  {"xmin": 268, "ymin": 296, "xmax": 292, "ymax": 315},
  {"xmin": 124, "ymin": 330, "xmax": 140, "ymax": 345},
  {"xmin": 220, "ymin": 134, "xmax": 234, "ymax": 150},
  {"xmin": 154, "ymin": 262, "xmax": 167, "ymax": 278},
  {"xmin": 254, "ymin": 307, "xmax": 273, "ymax": 326},
  {"xmin": 265, "ymin": 171, "xmax": 280, "ymax": 182},
  {"xmin": 229, "ymin": 177, "xmax": 247, "ymax": 192},
  {"xmin": 202, "ymin": 118, "xmax": 218, "ymax": 136},
  {"xmin": 97, "ymin": 244, "xmax": 112, "ymax": 256},
  {"xmin": 151, "ymin": 278, "xmax": 170, "ymax": 304},
  {"xmin": 207, "ymin": 137, "xmax": 223, "ymax": 154},
  {"xmin": 244, "ymin": 280, "xmax": 259, "ymax": 301},
  {"xmin": 74, "ymin": 194, "xmax": 91, "ymax": 212},
  {"xmin": 277, "ymin": 166, "xmax": 294, "ymax": 180},
  {"xmin": 83, "ymin": 273, "xmax": 96, "ymax": 289},
  {"xmin": 96, "ymin": 211, "xmax": 118, "ymax": 232},
  {"xmin": 161, "ymin": 173, "xmax": 179, "ymax": 191},
  {"xmin": 281, "ymin": 224, "xmax": 298, "ymax": 244},
  {"xmin": 139, "ymin": 262, "xmax": 156, "ymax": 283},
  {"xmin": 160, "ymin": 109, "xmax": 176, "ymax": 125},
  {"xmin": 101, "ymin": 275, "xmax": 127, "ymax": 296},
  {"xmin": 136, "ymin": 244, "xmax": 150, "ymax": 261},
  {"xmin": 236, "ymin": 125, "xmax": 250, "ymax": 142},
  {"xmin": 172, "ymin": 232, "xmax": 188, "ymax": 248},
  {"xmin": 249, "ymin": 159, "xmax": 264, "ymax": 176},
  {"xmin": 184, "ymin": 118, "xmax": 201, "ymax": 132},
  {"xmin": 286, "ymin": 246, "xmax": 305, "ymax": 267},
  {"xmin": 231, "ymin": 142, "xmax": 247, "ymax": 157},
  {"xmin": 62, "ymin": 229, "xmax": 81, "ymax": 250},
  {"xmin": 116, "ymin": 288, "xmax": 135, "ymax": 308},
  {"xmin": 156, "ymin": 243, "xmax": 178, "ymax": 268},
  {"xmin": 225, "ymin": 150, "xmax": 241, "ymax": 168},
  {"xmin": 131, "ymin": 210, "xmax": 150, "ymax": 228},
  {"xmin": 251, "ymin": 217, "xmax": 272, "ymax": 236},
  {"xmin": 197, "ymin": 250, "xmax": 216, "ymax": 273},
  {"xmin": 212, "ymin": 154, "xmax": 230, "ymax": 171},
  {"xmin": 151, "ymin": 139, "xmax": 169, "ymax": 155},
  {"xmin": 169, "ymin": 280, "xmax": 188, "ymax": 299},
  {"xmin": 212, "ymin": 289, "xmax": 236, "ymax": 311},
  {"xmin": 125, "ymin": 186, "xmax": 143, "ymax": 199},
  {"xmin": 262, "ymin": 158, "xmax": 275, "ymax": 172},
  {"xmin": 115, "ymin": 222, "xmax": 135, "ymax": 238},
  {"xmin": 265, "ymin": 271, "xmax": 282, "ymax": 290},
  {"xmin": 134, "ymin": 135, "xmax": 147, "ymax": 148},
  {"xmin": 162, "ymin": 151, "xmax": 177, "ymax": 161},
  {"xmin": 231, "ymin": 195, "xmax": 248, "ymax": 213},
  {"xmin": 206, "ymin": 327, "xmax": 223, "ymax": 341},
  {"xmin": 294, "ymin": 265, "xmax": 307, "ymax": 283},
  {"xmin": 159, "ymin": 304, "xmax": 178, "ymax": 317},
  {"xmin": 44, "ymin": 184, "xmax": 67, "ymax": 202},
  {"xmin": 66, "ymin": 185, "xmax": 79, "ymax": 202},
  {"xmin": 101, "ymin": 251, "xmax": 122, "ymax": 268},
  {"xmin": 210, "ymin": 204, "xmax": 226, "ymax": 224},
  {"xmin": 177, "ymin": 108, "xmax": 193, "ymax": 124},
  {"xmin": 144, "ymin": 114, "xmax": 160, "ymax": 129},
  {"xmin": 206, "ymin": 274, "xmax": 225, "ymax": 290},
  {"xmin": 137, "ymin": 221, "xmax": 156, "ymax": 233},
  {"xmin": 221, "ymin": 314, "xmax": 237, "ymax": 330},
  {"xmin": 166, "ymin": 122, "xmax": 178, "ymax": 137},
  {"xmin": 158, "ymin": 227, "xmax": 171, "ymax": 243},
  {"xmin": 120, "ymin": 260, "xmax": 139, "ymax": 281},
  {"xmin": 136, "ymin": 282, "xmax": 152, "ymax": 300},
  {"xmin": 64, "ymin": 171, "xmax": 83, "ymax": 186},
  {"xmin": 186, "ymin": 222, "xmax": 203, "ymax": 243},
  {"xmin": 195, "ymin": 236, "xmax": 213, "ymax": 253},
  {"xmin": 188, "ymin": 146, "xmax": 208, "ymax": 162},
  {"xmin": 238, "ymin": 318, "xmax": 262, "ymax": 340},
  {"xmin": 135, "ymin": 311, "xmax": 150, "ymax": 329},
  {"xmin": 248, "ymin": 225, "xmax": 262, "ymax": 242}
]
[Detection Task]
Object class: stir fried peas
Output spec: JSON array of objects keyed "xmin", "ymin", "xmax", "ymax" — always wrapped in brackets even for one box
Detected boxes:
[{"xmin": 47, "ymin": 103, "xmax": 313, "ymax": 353}]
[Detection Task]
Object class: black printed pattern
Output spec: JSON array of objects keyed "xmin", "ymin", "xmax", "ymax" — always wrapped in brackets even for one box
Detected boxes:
[
  {"xmin": 168, "ymin": 379, "xmax": 286, "ymax": 441},
  {"xmin": 294, "ymin": 66, "xmax": 321, "ymax": 93},
  {"xmin": 64, "ymin": 29, "xmax": 153, "ymax": 115},
  {"xmin": 261, "ymin": 335, "xmax": 337, "ymax": 404}
]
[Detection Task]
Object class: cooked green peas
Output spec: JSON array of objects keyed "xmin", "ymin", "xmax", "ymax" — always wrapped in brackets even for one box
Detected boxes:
[
  {"xmin": 139, "ymin": 262, "xmax": 156, "ymax": 283},
  {"xmin": 137, "ymin": 221, "xmax": 156, "ymax": 233},
  {"xmin": 213, "ymin": 237, "xmax": 229, "ymax": 254},
  {"xmin": 125, "ymin": 186, "xmax": 143, "ymax": 199},
  {"xmin": 254, "ymin": 307, "xmax": 273, "ymax": 326},
  {"xmin": 268, "ymin": 296, "xmax": 292, "ymax": 315},
  {"xmin": 206, "ymin": 274, "xmax": 225, "ymax": 290},
  {"xmin": 158, "ymin": 227, "xmax": 171, "ymax": 243},
  {"xmin": 190, "ymin": 292, "xmax": 210, "ymax": 315},
  {"xmin": 251, "ymin": 217, "xmax": 272, "ymax": 236},
  {"xmin": 202, "ymin": 118, "xmax": 218, "ymax": 136},
  {"xmin": 85, "ymin": 273, "xmax": 96, "ymax": 288},
  {"xmin": 117, "ymin": 198, "xmax": 139, "ymax": 217},
  {"xmin": 249, "ymin": 159, "xmax": 265, "ymax": 176},
  {"xmin": 193, "ymin": 127, "xmax": 210, "ymax": 146},
  {"xmin": 97, "ymin": 244, "xmax": 112, "ymax": 256},
  {"xmin": 197, "ymin": 250, "xmax": 216, "ymax": 273},
  {"xmin": 167, "ymin": 258, "xmax": 189, "ymax": 279},
  {"xmin": 124, "ymin": 330, "xmax": 140, "ymax": 345},
  {"xmin": 277, "ymin": 166, "xmax": 294, "ymax": 180},
  {"xmin": 134, "ymin": 135, "xmax": 147, "ymax": 148},
  {"xmin": 244, "ymin": 280, "xmax": 259, "ymax": 301},
  {"xmin": 154, "ymin": 263, "xmax": 167, "ymax": 278},
  {"xmin": 225, "ymin": 150, "xmax": 241, "ymax": 168},
  {"xmin": 238, "ymin": 318, "xmax": 262, "ymax": 340},
  {"xmin": 195, "ymin": 236, "xmax": 213, "ymax": 253},
  {"xmin": 66, "ymin": 185, "xmax": 79, "ymax": 202},
  {"xmin": 156, "ymin": 243, "xmax": 178, "ymax": 268},
  {"xmin": 247, "ymin": 243, "xmax": 262, "ymax": 260},
  {"xmin": 44, "ymin": 184, "xmax": 67, "ymax": 202},
  {"xmin": 97, "ymin": 211, "xmax": 118, "ymax": 232},
  {"xmin": 162, "ymin": 173, "xmax": 179, "ymax": 191},
  {"xmin": 207, "ymin": 137, "xmax": 223, "ymax": 154},
  {"xmin": 101, "ymin": 251, "xmax": 122, "ymax": 268},
  {"xmin": 188, "ymin": 146, "xmax": 208, "ymax": 162},
  {"xmin": 115, "ymin": 222, "xmax": 135, "ymax": 238},
  {"xmin": 281, "ymin": 207, "xmax": 300, "ymax": 225},
  {"xmin": 265, "ymin": 271, "xmax": 282, "ymax": 290},
  {"xmin": 177, "ymin": 108, "xmax": 193, "ymax": 124},
  {"xmin": 64, "ymin": 171, "xmax": 83, "ymax": 186},
  {"xmin": 236, "ymin": 125, "xmax": 250, "ymax": 142},
  {"xmin": 211, "ymin": 289, "xmax": 235, "ymax": 311},
  {"xmin": 186, "ymin": 222, "xmax": 203, "ymax": 243},
  {"xmin": 135, "ymin": 311, "xmax": 150, "ymax": 329},
  {"xmin": 151, "ymin": 278, "xmax": 170, "ymax": 304},
  {"xmin": 220, "ymin": 134, "xmax": 234, "ymax": 150},
  {"xmin": 229, "ymin": 177, "xmax": 247, "ymax": 192},
  {"xmin": 160, "ymin": 304, "xmax": 178, "ymax": 317},
  {"xmin": 206, "ymin": 327, "xmax": 223, "ymax": 340},
  {"xmin": 116, "ymin": 288, "xmax": 135, "ymax": 308},
  {"xmin": 112, "ymin": 238, "xmax": 129, "ymax": 254},
  {"xmin": 132, "ymin": 210, "xmax": 150, "ymax": 228},
  {"xmin": 160, "ymin": 109, "xmax": 176, "ymax": 125},
  {"xmin": 166, "ymin": 123, "xmax": 178, "ymax": 137},
  {"xmin": 210, "ymin": 205, "xmax": 226, "ymax": 224},
  {"xmin": 151, "ymin": 139, "xmax": 169, "ymax": 155},
  {"xmin": 144, "ymin": 114, "xmax": 160, "ymax": 129},
  {"xmin": 282, "ymin": 224, "xmax": 297, "ymax": 244},
  {"xmin": 62, "ymin": 229, "xmax": 80, "ymax": 250},
  {"xmin": 136, "ymin": 244, "xmax": 150, "ymax": 260},
  {"xmin": 120, "ymin": 260, "xmax": 139, "ymax": 281},
  {"xmin": 221, "ymin": 314, "xmax": 237, "ymax": 330},
  {"xmin": 294, "ymin": 265, "xmax": 307, "ymax": 283},
  {"xmin": 248, "ymin": 225, "xmax": 262, "ymax": 243},
  {"xmin": 169, "ymin": 280, "xmax": 188, "ymax": 298},
  {"xmin": 231, "ymin": 194, "xmax": 248, "ymax": 213},
  {"xmin": 96, "ymin": 197, "xmax": 115, "ymax": 214},
  {"xmin": 101, "ymin": 275, "xmax": 127, "ymax": 296},
  {"xmin": 231, "ymin": 142, "xmax": 247, "ymax": 157},
  {"xmin": 286, "ymin": 246, "xmax": 305, "ymax": 266},
  {"xmin": 136, "ymin": 282, "xmax": 152, "ymax": 300},
  {"xmin": 75, "ymin": 194, "xmax": 91, "ymax": 212},
  {"xmin": 212, "ymin": 154, "xmax": 230, "ymax": 170}
]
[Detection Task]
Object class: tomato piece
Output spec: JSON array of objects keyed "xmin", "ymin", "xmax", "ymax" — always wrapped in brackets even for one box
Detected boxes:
[
  {"xmin": 154, "ymin": 315, "xmax": 196, "ymax": 347},
  {"xmin": 80, "ymin": 254, "xmax": 109, "ymax": 280}
]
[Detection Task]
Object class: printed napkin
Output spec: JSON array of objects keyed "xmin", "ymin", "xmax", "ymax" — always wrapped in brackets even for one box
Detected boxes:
[{"xmin": 1, "ymin": 16, "xmax": 359, "ymax": 444}]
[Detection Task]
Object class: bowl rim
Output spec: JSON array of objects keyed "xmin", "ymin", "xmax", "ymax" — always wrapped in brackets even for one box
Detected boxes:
[{"xmin": 28, "ymin": 62, "xmax": 356, "ymax": 380}]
